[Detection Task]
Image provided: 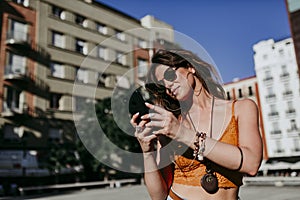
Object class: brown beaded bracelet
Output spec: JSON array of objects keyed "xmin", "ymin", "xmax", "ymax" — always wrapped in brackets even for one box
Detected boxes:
[{"xmin": 193, "ymin": 131, "xmax": 206, "ymax": 161}]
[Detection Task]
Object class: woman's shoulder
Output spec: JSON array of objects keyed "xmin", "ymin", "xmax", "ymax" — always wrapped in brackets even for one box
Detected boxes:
[{"xmin": 234, "ymin": 98, "xmax": 259, "ymax": 115}]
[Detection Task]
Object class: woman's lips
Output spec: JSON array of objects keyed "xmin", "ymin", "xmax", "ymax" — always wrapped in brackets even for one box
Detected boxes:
[{"xmin": 171, "ymin": 86, "xmax": 179, "ymax": 96}]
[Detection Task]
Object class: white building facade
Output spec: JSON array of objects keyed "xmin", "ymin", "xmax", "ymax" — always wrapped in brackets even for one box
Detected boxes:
[
  {"xmin": 253, "ymin": 38, "xmax": 300, "ymax": 160},
  {"xmin": 223, "ymin": 76, "xmax": 268, "ymax": 160}
]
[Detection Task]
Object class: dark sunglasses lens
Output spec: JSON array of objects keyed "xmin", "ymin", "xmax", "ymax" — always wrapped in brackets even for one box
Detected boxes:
[{"xmin": 164, "ymin": 68, "xmax": 177, "ymax": 81}]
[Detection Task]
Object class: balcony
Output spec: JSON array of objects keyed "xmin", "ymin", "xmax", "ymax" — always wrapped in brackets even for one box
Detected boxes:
[
  {"xmin": 280, "ymin": 72, "xmax": 290, "ymax": 80},
  {"xmin": 268, "ymin": 111, "xmax": 279, "ymax": 120},
  {"xmin": 271, "ymin": 130, "xmax": 282, "ymax": 135},
  {"xmin": 263, "ymin": 76, "xmax": 273, "ymax": 84},
  {"xmin": 286, "ymin": 109, "xmax": 296, "ymax": 118},
  {"xmin": 282, "ymin": 90, "xmax": 293, "ymax": 98},
  {"xmin": 274, "ymin": 149, "xmax": 285, "ymax": 155},
  {"xmin": 4, "ymin": 65, "xmax": 30, "ymax": 80},
  {"xmin": 6, "ymin": 30, "xmax": 31, "ymax": 46},
  {"xmin": 2, "ymin": 102, "xmax": 29, "ymax": 117},
  {"xmin": 4, "ymin": 65, "xmax": 49, "ymax": 98},
  {"xmin": 6, "ymin": 31, "xmax": 50, "ymax": 67},
  {"xmin": 266, "ymin": 94, "xmax": 276, "ymax": 102}
]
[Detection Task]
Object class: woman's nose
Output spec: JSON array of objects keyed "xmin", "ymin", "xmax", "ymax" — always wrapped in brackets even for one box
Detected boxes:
[{"xmin": 164, "ymin": 80, "xmax": 174, "ymax": 88}]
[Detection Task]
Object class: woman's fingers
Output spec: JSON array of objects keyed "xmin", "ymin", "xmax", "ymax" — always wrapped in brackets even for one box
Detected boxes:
[
  {"xmin": 145, "ymin": 119, "xmax": 166, "ymax": 128},
  {"xmin": 130, "ymin": 112, "xmax": 140, "ymax": 126},
  {"xmin": 145, "ymin": 102, "xmax": 165, "ymax": 114}
]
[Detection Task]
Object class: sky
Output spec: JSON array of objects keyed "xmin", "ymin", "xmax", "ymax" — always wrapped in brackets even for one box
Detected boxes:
[{"xmin": 97, "ymin": 0, "xmax": 291, "ymax": 83}]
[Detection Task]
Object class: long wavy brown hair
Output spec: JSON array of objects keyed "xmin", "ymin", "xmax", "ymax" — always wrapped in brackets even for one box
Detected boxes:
[{"xmin": 145, "ymin": 49, "xmax": 225, "ymax": 116}]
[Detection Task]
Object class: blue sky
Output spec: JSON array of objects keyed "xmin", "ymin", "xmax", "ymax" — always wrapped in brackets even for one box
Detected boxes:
[{"xmin": 98, "ymin": 0, "xmax": 291, "ymax": 83}]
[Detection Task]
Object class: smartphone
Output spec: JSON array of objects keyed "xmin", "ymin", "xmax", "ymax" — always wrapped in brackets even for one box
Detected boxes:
[{"xmin": 128, "ymin": 87, "xmax": 150, "ymax": 123}]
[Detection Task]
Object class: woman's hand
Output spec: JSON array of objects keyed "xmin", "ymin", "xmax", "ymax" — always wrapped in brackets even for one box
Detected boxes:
[
  {"xmin": 142, "ymin": 103, "xmax": 182, "ymax": 140},
  {"xmin": 130, "ymin": 112, "xmax": 157, "ymax": 153}
]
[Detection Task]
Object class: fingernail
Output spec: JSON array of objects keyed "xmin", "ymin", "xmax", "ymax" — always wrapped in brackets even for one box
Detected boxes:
[{"xmin": 135, "ymin": 112, "xmax": 139, "ymax": 116}]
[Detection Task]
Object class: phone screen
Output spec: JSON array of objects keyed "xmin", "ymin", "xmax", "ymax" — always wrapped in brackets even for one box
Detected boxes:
[{"xmin": 128, "ymin": 88, "xmax": 150, "ymax": 123}]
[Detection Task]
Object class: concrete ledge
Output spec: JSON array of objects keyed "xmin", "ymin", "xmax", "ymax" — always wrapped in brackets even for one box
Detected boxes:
[
  {"xmin": 243, "ymin": 176, "xmax": 300, "ymax": 186},
  {"xmin": 18, "ymin": 178, "xmax": 138, "ymax": 196}
]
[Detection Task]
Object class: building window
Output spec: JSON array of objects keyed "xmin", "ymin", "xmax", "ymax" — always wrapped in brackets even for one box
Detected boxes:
[
  {"xmin": 75, "ymin": 14, "xmax": 86, "ymax": 27},
  {"xmin": 96, "ymin": 23, "xmax": 107, "ymax": 35},
  {"xmin": 12, "ymin": 0, "xmax": 29, "ymax": 7},
  {"xmin": 283, "ymin": 83, "xmax": 292, "ymax": 97},
  {"xmin": 75, "ymin": 39, "xmax": 88, "ymax": 55},
  {"xmin": 278, "ymin": 49, "xmax": 284, "ymax": 56},
  {"xmin": 289, "ymin": 119, "xmax": 298, "ymax": 132},
  {"xmin": 248, "ymin": 86, "xmax": 253, "ymax": 96},
  {"xmin": 137, "ymin": 58, "xmax": 148, "ymax": 78},
  {"xmin": 262, "ymin": 54, "xmax": 268, "ymax": 60},
  {"xmin": 48, "ymin": 128, "xmax": 62, "ymax": 141},
  {"xmin": 76, "ymin": 68, "xmax": 89, "ymax": 83},
  {"xmin": 293, "ymin": 139, "xmax": 300, "ymax": 152},
  {"xmin": 274, "ymin": 140, "xmax": 284, "ymax": 153},
  {"xmin": 97, "ymin": 46, "xmax": 107, "ymax": 60},
  {"xmin": 50, "ymin": 93, "xmax": 62, "ymax": 109},
  {"xmin": 286, "ymin": 101, "xmax": 296, "ymax": 114},
  {"xmin": 116, "ymin": 51, "xmax": 126, "ymax": 65},
  {"xmin": 266, "ymin": 87, "xmax": 276, "ymax": 99},
  {"xmin": 271, "ymin": 122, "xmax": 281, "ymax": 135},
  {"xmin": 263, "ymin": 70, "xmax": 273, "ymax": 82},
  {"xmin": 6, "ymin": 52, "xmax": 26, "ymax": 75},
  {"xmin": 226, "ymin": 91, "xmax": 231, "ymax": 100},
  {"xmin": 51, "ymin": 31, "xmax": 65, "ymax": 48},
  {"xmin": 8, "ymin": 19, "xmax": 28, "ymax": 43},
  {"xmin": 52, "ymin": 5, "xmax": 65, "ymax": 20},
  {"xmin": 74, "ymin": 96, "xmax": 89, "ymax": 111},
  {"xmin": 280, "ymin": 65, "xmax": 289, "ymax": 78},
  {"xmin": 50, "ymin": 62, "xmax": 65, "ymax": 78},
  {"xmin": 138, "ymin": 38, "xmax": 147, "ymax": 48},
  {"xmin": 238, "ymin": 89, "xmax": 243, "ymax": 98},
  {"xmin": 3, "ymin": 86, "xmax": 21, "ymax": 112},
  {"xmin": 115, "ymin": 30, "xmax": 125, "ymax": 41},
  {"xmin": 268, "ymin": 104, "xmax": 278, "ymax": 117}
]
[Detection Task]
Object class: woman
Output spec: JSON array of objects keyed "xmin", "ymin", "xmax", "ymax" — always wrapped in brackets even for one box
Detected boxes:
[{"xmin": 130, "ymin": 49, "xmax": 262, "ymax": 200}]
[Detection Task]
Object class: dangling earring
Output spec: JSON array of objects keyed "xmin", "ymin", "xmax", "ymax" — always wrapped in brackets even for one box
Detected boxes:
[{"xmin": 194, "ymin": 86, "xmax": 203, "ymax": 96}]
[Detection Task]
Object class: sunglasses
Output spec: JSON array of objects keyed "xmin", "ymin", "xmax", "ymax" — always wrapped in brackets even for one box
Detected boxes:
[{"xmin": 157, "ymin": 67, "xmax": 179, "ymax": 86}]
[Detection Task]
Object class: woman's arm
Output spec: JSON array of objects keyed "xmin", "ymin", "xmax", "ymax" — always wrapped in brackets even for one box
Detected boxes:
[
  {"xmin": 131, "ymin": 113, "xmax": 172, "ymax": 200},
  {"xmin": 204, "ymin": 99, "xmax": 263, "ymax": 176},
  {"xmin": 143, "ymin": 139, "xmax": 173, "ymax": 200}
]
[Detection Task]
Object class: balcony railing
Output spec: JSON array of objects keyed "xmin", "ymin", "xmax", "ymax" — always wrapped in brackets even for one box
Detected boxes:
[
  {"xmin": 286, "ymin": 109, "xmax": 296, "ymax": 114},
  {"xmin": 4, "ymin": 65, "xmax": 49, "ymax": 95},
  {"xmin": 263, "ymin": 76, "xmax": 273, "ymax": 82},
  {"xmin": 4, "ymin": 65, "xmax": 30, "ymax": 80},
  {"xmin": 2, "ymin": 101, "xmax": 29, "ymax": 117},
  {"xmin": 270, "ymin": 130, "xmax": 282, "ymax": 135},
  {"xmin": 266, "ymin": 94, "xmax": 276, "ymax": 101},
  {"xmin": 283, "ymin": 90, "xmax": 293, "ymax": 97},
  {"xmin": 6, "ymin": 31, "xmax": 50, "ymax": 66},
  {"xmin": 280, "ymin": 72, "xmax": 290, "ymax": 79},
  {"xmin": 268, "ymin": 112, "xmax": 279, "ymax": 117},
  {"xmin": 6, "ymin": 30, "xmax": 31, "ymax": 46}
]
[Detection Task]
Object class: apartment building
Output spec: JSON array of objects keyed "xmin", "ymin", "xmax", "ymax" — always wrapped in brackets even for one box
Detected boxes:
[
  {"xmin": 0, "ymin": 0, "xmax": 174, "ymax": 178},
  {"xmin": 223, "ymin": 76, "xmax": 267, "ymax": 160},
  {"xmin": 253, "ymin": 38, "xmax": 300, "ymax": 162},
  {"xmin": 286, "ymin": 0, "xmax": 300, "ymax": 77}
]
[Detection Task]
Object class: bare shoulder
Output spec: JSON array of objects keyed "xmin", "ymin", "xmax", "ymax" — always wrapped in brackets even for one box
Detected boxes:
[{"xmin": 235, "ymin": 98, "xmax": 259, "ymax": 116}]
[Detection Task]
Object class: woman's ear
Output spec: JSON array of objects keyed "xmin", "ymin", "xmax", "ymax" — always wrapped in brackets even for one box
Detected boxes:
[{"xmin": 188, "ymin": 67, "xmax": 196, "ymax": 74}]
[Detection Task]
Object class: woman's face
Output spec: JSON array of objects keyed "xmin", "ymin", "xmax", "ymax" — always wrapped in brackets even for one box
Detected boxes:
[{"xmin": 155, "ymin": 64, "xmax": 195, "ymax": 101}]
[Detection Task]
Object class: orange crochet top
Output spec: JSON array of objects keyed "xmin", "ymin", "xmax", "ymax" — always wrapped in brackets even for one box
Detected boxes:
[{"xmin": 173, "ymin": 100, "xmax": 243, "ymax": 188}]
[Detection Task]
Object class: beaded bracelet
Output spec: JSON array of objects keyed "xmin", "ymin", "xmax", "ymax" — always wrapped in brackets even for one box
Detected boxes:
[{"xmin": 193, "ymin": 131, "xmax": 206, "ymax": 161}]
